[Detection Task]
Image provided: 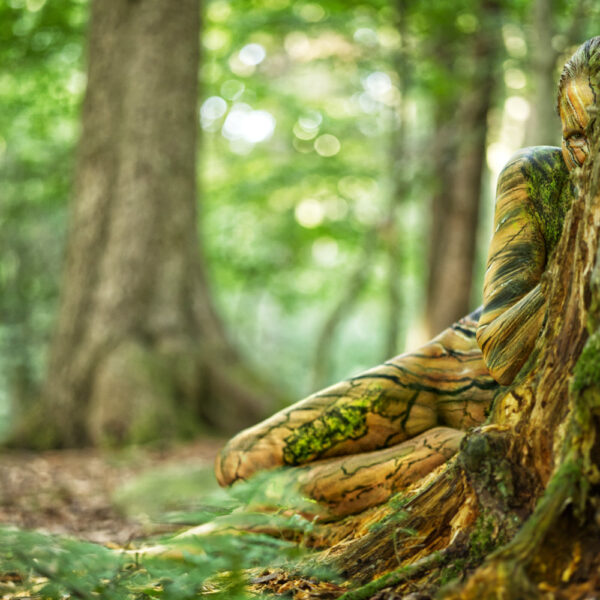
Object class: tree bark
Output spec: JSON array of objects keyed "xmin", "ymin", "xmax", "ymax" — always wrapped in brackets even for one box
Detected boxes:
[
  {"xmin": 524, "ymin": 0, "xmax": 589, "ymax": 147},
  {"xmin": 15, "ymin": 0, "xmax": 271, "ymax": 448},
  {"xmin": 425, "ymin": 3, "xmax": 501, "ymax": 337}
]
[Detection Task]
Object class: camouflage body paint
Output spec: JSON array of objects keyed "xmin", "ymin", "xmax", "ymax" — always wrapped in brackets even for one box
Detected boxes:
[
  {"xmin": 476, "ymin": 147, "xmax": 574, "ymax": 385},
  {"xmin": 216, "ymin": 141, "xmax": 577, "ymax": 517},
  {"xmin": 559, "ymin": 77, "xmax": 595, "ymax": 170}
]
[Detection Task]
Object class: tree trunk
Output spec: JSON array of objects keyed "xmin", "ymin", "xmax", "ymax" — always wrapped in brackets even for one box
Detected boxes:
[
  {"xmin": 15, "ymin": 0, "xmax": 271, "ymax": 448},
  {"xmin": 524, "ymin": 0, "xmax": 560, "ymax": 147},
  {"xmin": 524, "ymin": 0, "xmax": 589, "ymax": 147},
  {"xmin": 295, "ymin": 87, "xmax": 600, "ymax": 600},
  {"xmin": 310, "ymin": 232, "xmax": 375, "ymax": 391},
  {"xmin": 381, "ymin": 0, "xmax": 409, "ymax": 360},
  {"xmin": 425, "ymin": 4, "xmax": 500, "ymax": 337}
]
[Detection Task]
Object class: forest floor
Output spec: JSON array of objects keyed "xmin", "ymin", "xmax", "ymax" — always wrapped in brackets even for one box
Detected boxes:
[
  {"xmin": 0, "ymin": 437, "xmax": 349, "ymax": 600},
  {"xmin": 0, "ymin": 437, "xmax": 225, "ymax": 546}
]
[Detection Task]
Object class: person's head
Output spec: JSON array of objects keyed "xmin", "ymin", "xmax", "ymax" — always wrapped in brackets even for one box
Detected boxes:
[{"xmin": 557, "ymin": 36, "xmax": 600, "ymax": 171}]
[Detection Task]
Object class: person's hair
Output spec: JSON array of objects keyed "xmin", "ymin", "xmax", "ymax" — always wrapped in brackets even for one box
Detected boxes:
[{"xmin": 557, "ymin": 36, "xmax": 600, "ymax": 114}]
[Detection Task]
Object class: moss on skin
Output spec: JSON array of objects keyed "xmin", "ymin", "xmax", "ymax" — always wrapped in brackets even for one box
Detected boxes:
[
  {"xmin": 282, "ymin": 388, "xmax": 387, "ymax": 465},
  {"xmin": 523, "ymin": 148, "xmax": 574, "ymax": 255},
  {"xmin": 571, "ymin": 330, "xmax": 600, "ymax": 392}
]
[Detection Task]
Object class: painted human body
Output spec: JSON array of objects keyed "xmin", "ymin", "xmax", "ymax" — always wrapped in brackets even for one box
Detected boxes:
[{"xmin": 215, "ymin": 39, "xmax": 598, "ymax": 519}]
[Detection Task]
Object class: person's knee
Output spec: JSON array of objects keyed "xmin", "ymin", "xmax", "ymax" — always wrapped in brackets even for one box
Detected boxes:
[{"xmin": 215, "ymin": 427, "xmax": 285, "ymax": 486}]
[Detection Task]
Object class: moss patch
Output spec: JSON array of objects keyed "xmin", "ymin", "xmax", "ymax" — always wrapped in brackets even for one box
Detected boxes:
[
  {"xmin": 523, "ymin": 147, "xmax": 574, "ymax": 255},
  {"xmin": 282, "ymin": 388, "xmax": 385, "ymax": 465}
]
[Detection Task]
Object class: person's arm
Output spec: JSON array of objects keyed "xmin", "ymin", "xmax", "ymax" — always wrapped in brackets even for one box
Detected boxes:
[{"xmin": 476, "ymin": 150, "xmax": 547, "ymax": 385}]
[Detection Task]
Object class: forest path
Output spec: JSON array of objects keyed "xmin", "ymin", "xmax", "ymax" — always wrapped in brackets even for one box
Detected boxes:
[{"xmin": 0, "ymin": 438, "xmax": 225, "ymax": 545}]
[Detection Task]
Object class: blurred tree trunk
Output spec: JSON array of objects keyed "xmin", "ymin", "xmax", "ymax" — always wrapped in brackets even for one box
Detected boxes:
[
  {"xmin": 303, "ymin": 102, "xmax": 600, "ymax": 600},
  {"xmin": 524, "ymin": 0, "xmax": 589, "ymax": 147},
  {"xmin": 524, "ymin": 0, "xmax": 559, "ymax": 146},
  {"xmin": 15, "ymin": 0, "xmax": 271, "ymax": 448},
  {"xmin": 425, "ymin": 3, "xmax": 501, "ymax": 338},
  {"xmin": 382, "ymin": 0, "xmax": 410, "ymax": 360}
]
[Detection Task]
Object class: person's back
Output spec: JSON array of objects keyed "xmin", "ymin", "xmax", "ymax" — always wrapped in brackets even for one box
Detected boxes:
[{"xmin": 476, "ymin": 145, "xmax": 574, "ymax": 385}]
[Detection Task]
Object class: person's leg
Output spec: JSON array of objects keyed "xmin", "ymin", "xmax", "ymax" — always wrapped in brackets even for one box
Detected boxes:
[
  {"xmin": 216, "ymin": 310, "xmax": 498, "ymax": 487},
  {"xmin": 297, "ymin": 426, "xmax": 464, "ymax": 518}
]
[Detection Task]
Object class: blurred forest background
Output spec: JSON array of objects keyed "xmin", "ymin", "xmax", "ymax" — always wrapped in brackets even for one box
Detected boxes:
[{"xmin": 1, "ymin": 0, "xmax": 598, "ymax": 447}]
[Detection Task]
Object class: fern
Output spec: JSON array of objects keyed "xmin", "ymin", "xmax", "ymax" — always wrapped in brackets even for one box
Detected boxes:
[{"xmin": 0, "ymin": 466, "xmax": 336, "ymax": 598}]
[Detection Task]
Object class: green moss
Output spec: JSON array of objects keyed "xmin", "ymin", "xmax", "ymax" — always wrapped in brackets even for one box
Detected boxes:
[
  {"xmin": 572, "ymin": 330, "xmax": 600, "ymax": 392},
  {"xmin": 459, "ymin": 431, "xmax": 491, "ymax": 473},
  {"xmin": 437, "ymin": 514, "xmax": 505, "ymax": 589},
  {"xmin": 460, "ymin": 431, "xmax": 515, "ymax": 503},
  {"xmin": 282, "ymin": 397, "xmax": 372, "ymax": 464},
  {"xmin": 282, "ymin": 386, "xmax": 388, "ymax": 465},
  {"xmin": 523, "ymin": 148, "xmax": 574, "ymax": 254},
  {"xmin": 438, "ymin": 558, "xmax": 467, "ymax": 587},
  {"xmin": 469, "ymin": 513, "xmax": 501, "ymax": 561}
]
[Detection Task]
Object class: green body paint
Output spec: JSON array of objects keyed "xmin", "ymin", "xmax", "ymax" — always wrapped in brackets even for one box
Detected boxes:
[
  {"xmin": 282, "ymin": 387, "xmax": 389, "ymax": 465},
  {"xmin": 523, "ymin": 147, "xmax": 574, "ymax": 255}
]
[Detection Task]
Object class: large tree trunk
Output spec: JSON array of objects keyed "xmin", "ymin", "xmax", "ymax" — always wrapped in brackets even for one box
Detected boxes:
[
  {"xmin": 15, "ymin": 0, "xmax": 271, "ymax": 448},
  {"xmin": 524, "ymin": 0, "xmax": 560, "ymax": 147},
  {"xmin": 425, "ymin": 3, "xmax": 500, "ymax": 337},
  {"xmin": 289, "ymin": 86, "xmax": 600, "ymax": 600}
]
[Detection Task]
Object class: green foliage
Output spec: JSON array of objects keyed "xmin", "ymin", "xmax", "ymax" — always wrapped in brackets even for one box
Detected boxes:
[
  {"xmin": 0, "ymin": 525, "xmax": 299, "ymax": 599},
  {"xmin": 0, "ymin": 466, "xmax": 334, "ymax": 598},
  {"xmin": 0, "ymin": 528, "xmax": 128, "ymax": 599},
  {"xmin": 0, "ymin": 0, "xmax": 86, "ymax": 431},
  {"xmin": 571, "ymin": 330, "xmax": 600, "ymax": 392},
  {"xmin": 200, "ymin": 0, "xmax": 428, "ymax": 396},
  {"xmin": 113, "ymin": 465, "xmax": 231, "ymax": 522}
]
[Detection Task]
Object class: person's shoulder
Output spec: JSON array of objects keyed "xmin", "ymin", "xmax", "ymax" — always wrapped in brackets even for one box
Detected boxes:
[
  {"xmin": 496, "ymin": 146, "xmax": 573, "ymax": 250},
  {"xmin": 498, "ymin": 146, "xmax": 566, "ymax": 183}
]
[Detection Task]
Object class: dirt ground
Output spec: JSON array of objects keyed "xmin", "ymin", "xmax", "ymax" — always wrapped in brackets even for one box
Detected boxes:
[{"xmin": 0, "ymin": 438, "xmax": 225, "ymax": 546}]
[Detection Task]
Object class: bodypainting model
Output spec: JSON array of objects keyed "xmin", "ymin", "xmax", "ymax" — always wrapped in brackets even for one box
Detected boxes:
[{"xmin": 215, "ymin": 38, "xmax": 600, "ymax": 519}]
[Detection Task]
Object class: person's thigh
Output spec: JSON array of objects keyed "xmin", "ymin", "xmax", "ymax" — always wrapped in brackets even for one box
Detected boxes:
[
  {"xmin": 216, "ymin": 310, "xmax": 497, "ymax": 487},
  {"xmin": 298, "ymin": 426, "xmax": 464, "ymax": 518}
]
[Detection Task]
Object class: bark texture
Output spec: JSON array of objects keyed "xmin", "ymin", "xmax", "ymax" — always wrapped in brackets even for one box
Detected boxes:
[
  {"xmin": 426, "ymin": 2, "xmax": 501, "ymax": 337},
  {"xmin": 20, "ymin": 0, "xmax": 270, "ymax": 448},
  {"xmin": 524, "ymin": 0, "xmax": 589, "ymax": 147}
]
